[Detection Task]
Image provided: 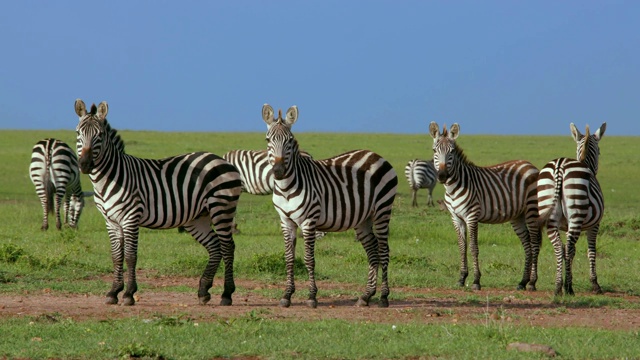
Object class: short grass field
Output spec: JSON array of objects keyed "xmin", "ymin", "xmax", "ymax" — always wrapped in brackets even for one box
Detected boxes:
[{"xmin": 1, "ymin": 127, "xmax": 639, "ymax": 359}]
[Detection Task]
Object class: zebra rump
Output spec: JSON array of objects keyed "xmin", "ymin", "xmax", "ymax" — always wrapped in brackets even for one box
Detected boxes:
[
  {"xmin": 404, "ymin": 159, "xmax": 437, "ymax": 207},
  {"xmin": 29, "ymin": 138, "xmax": 85, "ymax": 230}
]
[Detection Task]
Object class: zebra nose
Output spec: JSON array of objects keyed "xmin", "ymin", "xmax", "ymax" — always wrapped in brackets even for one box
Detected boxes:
[
  {"xmin": 272, "ymin": 157, "xmax": 285, "ymax": 180},
  {"xmin": 437, "ymin": 170, "xmax": 448, "ymax": 183},
  {"xmin": 79, "ymin": 148, "xmax": 93, "ymax": 174}
]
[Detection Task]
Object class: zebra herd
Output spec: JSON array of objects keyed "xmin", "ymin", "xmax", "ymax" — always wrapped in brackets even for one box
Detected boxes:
[{"xmin": 28, "ymin": 98, "xmax": 607, "ymax": 308}]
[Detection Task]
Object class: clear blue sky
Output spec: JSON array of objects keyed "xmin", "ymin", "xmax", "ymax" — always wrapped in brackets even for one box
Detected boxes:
[{"xmin": 1, "ymin": 1, "xmax": 638, "ymax": 135}]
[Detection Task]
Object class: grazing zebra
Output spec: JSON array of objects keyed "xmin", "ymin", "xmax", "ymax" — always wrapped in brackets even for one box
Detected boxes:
[
  {"xmin": 405, "ymin": 159, "xmax": 437, "ymax": 207},
  {"xmin": 29, "ymin": 138, "xmax": 85, "ymax": 230},
  {"xmin": 429, "ymin": 122, "xmax": 541, "ymax": 291},
  {"xmin": 74, "ymin": 99, "xmax": 242, "ymax": 307},
  {"xmin": 537, "ymin": 123, "xmax": 606, "ymax": 296},
  {"xmin": 262, "ymin": 104, "xmax": 398, "ymax": 308}
]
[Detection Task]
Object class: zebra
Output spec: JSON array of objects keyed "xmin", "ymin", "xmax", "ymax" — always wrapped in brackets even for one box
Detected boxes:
[
  {"xmin": 537, "ymin": 122, "xmax": 606, "ymax": 296},
  {"xmin": 262, "ymin": 104, "xmax": 398, "ymax": 308},
  {"xmin": 405, "ymin": 159, "xmax": 437, "ymax": 207},
  {"xmin": 74, "ymin": 99, "xmax": 242, "ymax": 307},
  {"xmin": 29, "ymin": 138, "xmax": 85, "ymax": 230},
  {"xmin": 429, "ymin": 122, "xmax": 541, "ymax": 291},
  {"xmin": 221, "ymin": 149, "xmax": 325, "ymax": 239}
]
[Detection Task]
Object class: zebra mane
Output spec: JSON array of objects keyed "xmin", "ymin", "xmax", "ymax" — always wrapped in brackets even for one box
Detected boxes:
[
  {"xmin": 451, "ymin": 141, "xmax": 474, "ymax": 166},
  {"xmin": 102, "ymin": 118, "xmax": 125, "ymax": 153}
]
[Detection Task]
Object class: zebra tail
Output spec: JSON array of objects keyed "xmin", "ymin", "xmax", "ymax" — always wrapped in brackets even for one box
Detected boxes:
[
  {"xmin": 44, "ymin": 143, "xmax": 54, "ymax": 214},
  {"xmin": 551, "ymin": 166, "xmax": 564, "ymax": 214}
]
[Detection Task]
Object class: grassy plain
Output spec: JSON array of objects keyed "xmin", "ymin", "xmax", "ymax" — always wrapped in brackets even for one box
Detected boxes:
[{"xmin": 1, "ymin": 128, "xmax": 639, "ymax": 359}]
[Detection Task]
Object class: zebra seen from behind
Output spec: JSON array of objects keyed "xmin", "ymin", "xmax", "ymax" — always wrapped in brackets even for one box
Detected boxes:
[
  {"xmin": 74, "ymin": 99, "xmax": 242, "ymax": 307},
  {"xmin": 429, "ymin": 122, "xmax": 541, "ymax": 291},
  {"xmin": 537, "ymin": 122, "xmax": 606, "ymax": 296},
  {"xmin": 405, "ymin": 159, "xmax": 437, "ymax": 207},
  {"xmin": 262, "ymin": 104, "xmax": 398, "ymax": 308},
  {"xmin": 29, "ymin": 138, "xmax": 85, "ymax": 230}
]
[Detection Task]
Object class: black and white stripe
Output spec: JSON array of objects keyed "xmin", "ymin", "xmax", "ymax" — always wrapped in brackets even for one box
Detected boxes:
[
  {"xmin": 537, "ymin": 122, "xmax": 606, "ymax": 296},
  {"xmin": 429, "ymin": 122, "xmax": 541, "ymax": 291},
  {"xmin": 262, "ymin": 104, "xmax": 398, "ymax": 308},
  {"xmin": 404, "ymin": 159, "xmax": 437, "ymax": 207},
  {"xmin": 74, "ymin": 99, "xmax": 242, "ymax": 307},
  {"xmin": 223, "ymin": 149, "xmax": 274, "ymax": 195},
  {"xmin": 29, "ymin": 138, "xmax": 85, "ymax": 230}
]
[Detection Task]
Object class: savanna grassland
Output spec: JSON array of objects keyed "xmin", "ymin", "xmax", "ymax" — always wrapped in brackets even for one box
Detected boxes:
[{"xmin": 1, "ymin": 127, "xmax": 639, "ymax": 359}]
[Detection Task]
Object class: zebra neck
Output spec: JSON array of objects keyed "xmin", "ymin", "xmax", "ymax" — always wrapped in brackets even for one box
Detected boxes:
[
  {"xmin": 273, "ymin": 153, "xmax": 308, "ymax": 192},
  {"xmin": 88, "ymin": 146, "xmax": 126, "ymax": 188}
]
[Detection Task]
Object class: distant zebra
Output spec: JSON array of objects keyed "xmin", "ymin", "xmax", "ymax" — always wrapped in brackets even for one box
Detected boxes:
[
  {"xmin": 429, "ymin": 122, "xmax": 541, "ymax": 291},
  {"xmin": 74, "ymin": 99, "xmax": 242, "ymax": 307},
  {"xmin": 538, "ymin": 123, "xmax": 606, "ymax": 296},
  {"xmin": 262, "ymin": 104, "xmax": 398, "ymax": 308},
  {"xmin": 405, "ymin": 159, "xmax": 437, "ymax": 207},
  {"xmin": 29, "ymin": 138, "xmax": 85, "ymax": 230}
]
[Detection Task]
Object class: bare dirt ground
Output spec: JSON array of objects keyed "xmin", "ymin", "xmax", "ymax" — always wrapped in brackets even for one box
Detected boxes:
[{"xmin": 1, "ymin": 273, "xmax": 639, "ymax": 331}]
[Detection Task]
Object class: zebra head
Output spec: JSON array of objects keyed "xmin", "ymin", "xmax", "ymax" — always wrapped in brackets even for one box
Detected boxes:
[
  {"xmin": 75, "ymin": 99, "xmax": 109, "ymax": 174},
  {"xmin": 429, "ymin": 121, "xmax": 460, "ymax": 184},
  {"xmin": 262, "ymin": 104, "xmax": 299, "ymax": 180},
  {"xmin": 570, "ymin": 122, "xmax": 606, "ymax": 175}
]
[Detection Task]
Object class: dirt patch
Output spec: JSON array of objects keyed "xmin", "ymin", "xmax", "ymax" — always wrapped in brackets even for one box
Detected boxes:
[{"xmin": 1, "ymin": 274, "xmax": 639, "ymax": 331}]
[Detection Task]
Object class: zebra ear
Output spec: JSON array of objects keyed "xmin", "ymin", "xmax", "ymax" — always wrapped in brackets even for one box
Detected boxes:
[
  {"xmin": 594, "ymin": 122, "xmax": 606, "ymax": 141},
  {"xmin": 285, "ymin": 106, "xmax": 298, "ymax": 126},
  {"xmin": 262, "ymin": 104, "xmax": 275, "ymax": 125},
  {"xmin": 428, "ymin": 122, "xmax": 440, "ymax": 139},
  {"xmin": 75, "ymin": 99, "xmax": 87, "ymax": 117},
  {"xmin": 449, "ymin": 123, "xmax": 460, "ymax": 140},
  {"xmin": 570, "ymin": 123, "xmax": 582, "ymax": 141},
  {"xmin": 96, "ymin": 101, "xmax": 108, "ymax": 121}
]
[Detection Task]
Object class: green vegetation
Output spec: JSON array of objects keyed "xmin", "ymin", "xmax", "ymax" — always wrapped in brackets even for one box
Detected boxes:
[{"xmin": 1, "ymin": 129, "xmax": 639, "ymax": 359}]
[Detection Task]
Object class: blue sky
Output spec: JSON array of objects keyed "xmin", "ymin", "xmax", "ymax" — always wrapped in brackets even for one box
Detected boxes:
[{"xmin": 1, "ymin": 1, "xmax": 638, "ymax": 135}]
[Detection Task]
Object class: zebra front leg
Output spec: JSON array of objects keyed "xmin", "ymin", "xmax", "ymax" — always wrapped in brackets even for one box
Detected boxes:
[
  {"xmin": 468, "ymin": 222, "xmax": 482, "ymax": 290},
  {"xmin": 586, "ymin": 228, "xmax": 603, "ymax": 294},
  {"xmin": 122, "ymin": 226, "xmax": 140, "ymax": 306},
  {"xmin": 105, "ymin": 223, "xmax": 125, "ymax": 305},
  {"xmin": 280, "ymin": 224, "xmax": 297, "ymax": 308},
  {"xmin": 356, "ymin": 228, "xmax": 379, "ymax": 307},
  {"xmin": 452, "ymin": 219, "xmax": 469, "ymax": 288},
  {"xmin": 302, "ymin": 227, "xmax": 318, "ymax": 308}
]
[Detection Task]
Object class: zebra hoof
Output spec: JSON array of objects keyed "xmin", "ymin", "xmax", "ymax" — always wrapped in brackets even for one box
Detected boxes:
[
  {"xmin": 220, "ymin": 297, "xmax": 232, "ymax": 306},
  {"xmin": 592, "ymin": 285, "xmax": 603, "ymax": 294},
  {"xmin": 279, "ymin": 298, "xmax": 291, "ymax": 308},
  {"xmin": 105, "ymin": 296, "xmax": 118, "ymax": 305},
  {"xmin": 198, "ymin": 294, "xmax": 211, "ymax": 305},
  {"xmin": 306, "ymin": 299, "xmax": 317, "ymax": 309},
  {"xmin": 527, "ymin": 284, "xmax": 537, "ymax": 291},
  {"xmin": 471, "ymin": 284, "xmax": 481, "ymax": 291},
  {"xmin": 355, "ymin": 298, "xmax": 369, "ymax": 307},
  {"xmin": 378, "ymin": 298, "xmax": 389, "ymax": 308},
  {"xmin": 123, "ymin": 296, "xmax": 135, "ymax": 306},
  {"xmin": 516, "ymin": 284, "xmax": 526, "ymax": 291}
]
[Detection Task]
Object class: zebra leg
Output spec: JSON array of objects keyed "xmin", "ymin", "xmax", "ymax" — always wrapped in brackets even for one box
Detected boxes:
[
  {"xmin": 586, "ymin": 227, "xmax": 603, "ymax": 294},
  {"xmin": 527, "ymin": 223, "xmax": 543, "ymax": 291},
  {"xmin": 54, "ymin": 188, "xmax": 65, "ymax": 230},
  {"xmin": 105, "ymin": 223, "xmax": 125, "ymax": 305},
  {"xmin": 376, "ymin": 228, "xmax": 390, "ymax": 308},
  {"xmin": 216, "ymin": 217, "xmax": 237, "ymax": 306},
  {"xmin": 302, "ymin": 227, "xmax": 318, "ymax": 308},
  {"xmin": 427, "ymin": 188, "xmax": 435, "ymax": 207},
  {"xmin": 468, "ymin": 221, "xmax": 482, "ymax": 290},
  {"xmin": 122, "ymin": 225, "xmax": 140, "ymax": 306},
  {"xmin": 452, "ymin": 219, "xmax": 469, "ymax": 288},
  {"xmin": 279, "ymin": 222, "xmax": 298, "ymax": 308},
  {"xmin": 39, "ymin": 194, "xmax": 49, "ymax": 231},
  {"xmin": 184, "ymin": 217, "xmax": 223, "ymax": 306},
  {"xmin": 411, "ymin": 189, "xmax": 418, "ymax": 207},
  {"xmin": 355, "ymin": 225, "xmax": 379, "ymax": 307},
  {"xmin": 564, "ymin": 229, "xmax": 580, "ymax": 296},
  {"xmin": 63, "ymin": 195, "xmax": 71, "ymax": 226},
  {"xmin": 510, "ymin": 218, "xmax": 532, "ymax": 291},
  {"xmin": 547, "ymin": 222, "xmax": 565, "ymax": 296}
]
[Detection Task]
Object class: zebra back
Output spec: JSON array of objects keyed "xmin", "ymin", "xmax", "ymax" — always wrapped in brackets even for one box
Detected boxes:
[{"xmin": 29, "ymin": 138, "xmax": 85, "ymax": 229}]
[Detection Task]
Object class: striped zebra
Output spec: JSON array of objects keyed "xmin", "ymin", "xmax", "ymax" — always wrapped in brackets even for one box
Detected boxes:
[
  {"xmin": 405, "ymin": 159, "xmax": 437, "ymax": 207},
  {"xmin": 262, "ymin": 104, "xmax": 398, "ymax": 308},
  {"xmin": 29, "ymin": 138, "xmax": 85, "ymax": 230},
  {"xmin": 537, "ymin": 123, "xmax": 606, "ymax": 296},
  {"xmin": 429, "ymin": 122, "xmax": 541, "ymax": 291},
  {"xmin": 74, "ymin": 99, "xmax": 242, "ymax": 307}
]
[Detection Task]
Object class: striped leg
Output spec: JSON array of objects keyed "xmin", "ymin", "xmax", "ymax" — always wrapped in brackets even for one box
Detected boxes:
[
  {"xmin": 376, "ymin": 224, "xmax": 390, "ymax": 308},
  {"xmin": 468, "ymin": 221, "xmax": 482, "ymax": 290},
  {"xmin": 105, "ymin": 222, "xmax": 125, "ymax": 305},
  {"xmin": 122, "ymin": 223, "xmax": 140, "ymax": 306},
  {"xmin": 452, "ymin": 218, "xmax": 469, "ymax": 288},
  {"xmin": 510, "ymin": 218, "xmax": 532, "ymax": 291},
  {"xmin": 184, "ymin": 216, "xmax": 224, "ymax": 305},
  {"xmin": 586, "ymin": 227, "xmax": 603, "ymax": 294},
  {"xmin": 302, "ymin": 227, "xmax": 318, "ymax": 308},
  {"xmin": 355, "ymin": 225, "xmax": 379, "ymax": 307},
  {"xmin": 39, "ymin": 192, "xmax": 50, "ymax": 231},
  {"xmin": 54, "ymin": 187, "xmax": 65, "ymax": 230},
  {"xmin": 279, "ymin": 221, "xmax": 298, "ymax": 308}
]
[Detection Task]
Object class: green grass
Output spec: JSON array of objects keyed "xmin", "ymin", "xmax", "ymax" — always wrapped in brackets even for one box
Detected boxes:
[{"xmin": 1, "ymin": 129, "xmax": 639, "ymax": 359}]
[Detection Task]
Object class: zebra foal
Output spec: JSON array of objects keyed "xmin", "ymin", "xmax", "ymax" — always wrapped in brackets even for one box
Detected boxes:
[
  {"xmin": 29, "ymin": 138, "xmax": 85, "ymax": 230},
  {"xmin": 74, "ymin": 99, "xmax": 242, "ymax": 306},
  {"xmin": 537, "ymin": 123, "xmax": 606, "ymax": 296},
  {"xmin": 405, "ymin": 159, "xmax": 437, "ymax": 207},
  {"xmin": 263, "ymin": 104, "xmax": 398, "ymax": 308},
  {"xmin": 429, "ymin": 122, "xmax": 541, "ymax": 291}
]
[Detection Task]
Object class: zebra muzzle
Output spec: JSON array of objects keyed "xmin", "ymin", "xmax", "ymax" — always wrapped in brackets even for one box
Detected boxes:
[
  {"xmin": 437, "ymin": 169, "xmax": 448, "ymax": 183},
  {"xmin": 272, "ymin": 157, "xmax": 286, "ymax": 180},
  {"xmin": 79, "ymin": 148, "xmax": 94, "ymax": 174}
]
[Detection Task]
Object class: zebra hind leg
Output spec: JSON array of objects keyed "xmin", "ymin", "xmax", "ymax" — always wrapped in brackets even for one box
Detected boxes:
[
  {"xmin": 586, "ymin": 228, "xmax": 603, "ymax": 294},
  {"xmin": 213, "ymin": 214, "xmax": 238, "ymax": 306},
  {"xmin": 184, "ymin": 217, "xmax": 224, "ymax": 305},
  {"xmin": 355, "ymin": 226, "xmax": 379, "ymax": 307},
  {"xmin": 510, "ymin": 218, "xmax": 533, "ymax": 291}
]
